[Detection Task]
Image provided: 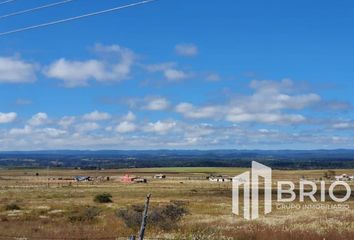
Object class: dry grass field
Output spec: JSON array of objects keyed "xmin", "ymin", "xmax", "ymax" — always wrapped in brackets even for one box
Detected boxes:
[{"xmin": 0, "ymin": 167, "xmax": 353, "ymax": 240}]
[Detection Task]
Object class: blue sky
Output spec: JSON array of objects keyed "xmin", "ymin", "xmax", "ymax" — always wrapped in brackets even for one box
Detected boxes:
[{"xmin": 0, "ymin": 0, "xmax": 353, "ymax": 150}]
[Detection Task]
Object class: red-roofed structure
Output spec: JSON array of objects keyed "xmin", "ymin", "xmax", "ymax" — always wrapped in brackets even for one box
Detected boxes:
[{"xmin": 121, "ymin": 174, "xmax": 135, "ymax": 184}]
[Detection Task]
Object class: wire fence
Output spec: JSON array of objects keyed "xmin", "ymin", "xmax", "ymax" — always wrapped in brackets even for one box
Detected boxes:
[
  {"xmin": 0, "ymin": 236, "xmax": 172, "ymax": 240},
  {"xmin": 0, "ymin": 236, "xmax": 119, "ymax": 240}
]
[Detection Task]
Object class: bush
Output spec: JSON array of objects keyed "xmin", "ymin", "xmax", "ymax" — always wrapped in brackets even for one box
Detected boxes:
[
  {"xmin": 116, "ymin": 205, "xmax": 143, "ymax": 230},
  {"xmin": 5, "ymin": 203, "xmax": 21, "ymax": 211},
  {"xmin": 94, "ymin": 193, "xmax": 113, "ymax": 203},
  {"xmin": 150, "ymin": 203, "xmax": 188, "ymax": 230},
  {"xmin": 68, "ymin": 206, "xmax": 101, "ymax": 222},
  {"xmin": 116, "ymin": 201, "xmax": 188, "ymax": 231}
]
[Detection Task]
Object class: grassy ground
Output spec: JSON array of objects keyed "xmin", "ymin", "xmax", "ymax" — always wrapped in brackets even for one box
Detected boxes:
[{"xmin": 0, "ymin": 167, "xmax": 353, "ymax": 239}]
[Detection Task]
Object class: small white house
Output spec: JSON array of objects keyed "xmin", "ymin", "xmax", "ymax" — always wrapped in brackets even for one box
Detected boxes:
[
  {"xmin": 335, "ymin": 174, "xmax": 354, "ymax": 181},
  {"xmin": 154, "ymin": 174, "xmax": 166, "ymax": 179},
  {"xmin": 209, "ymin": 176, "xmax": 232, "ymax": 182}
]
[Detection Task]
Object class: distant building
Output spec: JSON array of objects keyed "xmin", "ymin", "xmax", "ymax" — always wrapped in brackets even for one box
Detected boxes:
[
  {"xmin": 208, "ymin": 175, "xmax": 232, "ymax": 182},
  {"xmin": 134, "ymin": 177, "xmax": 147, "ymax": 183},
  {"xmin": 335, "ymin": 174, "xmax": 354, "ymax": 181},
  {"xmin": 74, "ymin": 176, "xmax": 93, "ymax": 182},
  {"xmin": 154, "ymin": 174, "xmax": 166, "ymax": 179},
  {"xmin": 121, "ymin": 174, "xmax": 147, "ymax": 184},
  {"xmin": 121, "ymin": 174, "xmax": 135, "ymax": 184}
]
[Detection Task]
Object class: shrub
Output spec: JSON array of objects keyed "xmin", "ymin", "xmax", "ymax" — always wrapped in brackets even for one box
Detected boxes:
[
  {"xmin": 150, "ymin": 203, "xmax": 188, "ymax": 230},
  {"xmin": 5, "ymin": 203, "xmax": 21, "ymax": 211},
  {"xmin": 324, "ymin": 170, "xmax": 336, "ymax": 179},
  {"xmin": 94, "ymin": 193, "xmax": 113, "ymax": 203},
  {"xmin": 116, "ymin": 201, "xmax": 188, "ymax": 231},
  {"xmin": 68, "ymin": 206, "xmax": 101, "ymax": 222},
  {"xmin": 116, "ymin": 205, "xmax": 143, "ymax": 230}
]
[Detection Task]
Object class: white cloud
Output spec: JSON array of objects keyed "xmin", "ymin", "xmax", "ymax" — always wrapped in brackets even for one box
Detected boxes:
[
  {"xmin": 93, "ymin": 44, "xmax": 126, "ymax": 54},
  {"xmin": 45, "ymin": 59, "xmax": 105, "ymax": 87},
  {"xmin": 83, "ymin": 111, "xmax": 111, "ymax": 121},
  {"xmin": 144, "ymin": 62, "xmax": 176, "ymax": 72},
  {"xmin": 175, "ymin": 44, "xmax": 198, "ymax": 57},
  {"xmin": 76, "ymin": 122, "xmax": 100, "ymax": 132},
  {"xmin": 243, "ymin": 79, "xmax": 321, "ymax": 111},
  {"xmin": 144, "ymin": 97, "xmax": 170, "ymax": 110},
  {"xmin": 176, "ymin": 102, "xmax": 221, "ymax": 119},
  {"xmin": 164, "ymin": 69, "xmax": 189, "ymax": 81},
  {"xmin": 183, "ymin": 123, "xmax": 215, "ymax": 138},
  {"xmin": 144, "ymin": 120, "xmax": 177, "ymax": 134},
  {"xmin": 0, "ymin": 112, "xmax": 17, "ymax": 124},
  {"xmin": 124, "ymin": 97, "xmax": 171, "ymax": 111},
  {"xmin": 332, "ymin": 121, "xmax": 354, "ymax": 129},
  {"xmin": 175, "ymin": 79, "xmax": 319, "ymax": 124},
  {"xmin": 1, "ymin": 77, "xmax": 352, "ymax": 149},
  {"xmin": 0, "ymin": 57, "xmax": 37, "ymax": 83},
  {"xmin": 44, "ymin": 44, "xmax": 135, "ymax": 87},
  {"xmin": 115, "ymin": 110, "xmax": 137, "ymax": 133},
  {"xmin": 28, "ymin": 113, "xmax": 49, "ymax": 126},
  {"xmin": 9, "ymin": 125, "xmax": 32, "ymax": 135},
  {"xmin": 122, "ymin": 111, "xmax": 136, "ymax": 122},
  {"xmin": 115, "ymin": 121, "xmax": 136, "ymax": 133},
  {"xmin": 206, "ymin": 73, "xmax": 221, "ymax": 82},
  {"xmin": 1, "ymin": 117, "xmax": 354, "ymax": 149},
  {"xmin": 9, "ymin": 125, "xmax": 65, "ymax": 138},
  {"xmin": 258, "ymin": 129, "xmax": 270, "ymax": 133},
  {"xmin": 58, "ymin": 116, "xmax": 76, "ymax": 128},
  {"xmin": 40, "ymin": 128, "xmax": 66, "ymax": 137},
  {"xmin": 225, "ymin": 112, "xmax": 305, "ymax": 124},
  {"xmin": 144, "ymin": 62, "xmax": 189, "ymax": 81}
]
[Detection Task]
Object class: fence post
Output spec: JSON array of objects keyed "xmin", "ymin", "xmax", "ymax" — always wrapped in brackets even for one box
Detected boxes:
[{"xmin": 138, "ymin": 193, "xmax": 151, "ymax": 240}]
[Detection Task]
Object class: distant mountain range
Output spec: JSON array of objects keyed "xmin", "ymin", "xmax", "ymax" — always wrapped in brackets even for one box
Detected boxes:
[{"xmin": 0, "ymin": 149, "xmax": 354, "ymax": 169}]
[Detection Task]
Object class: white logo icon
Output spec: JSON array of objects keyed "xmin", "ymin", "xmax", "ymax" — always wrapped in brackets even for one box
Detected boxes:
[
  {"xmin": 232, "ymin": 161, "xmax": 272, "ymax": 220},
  {"xmin": 232, "ymin": 161, "xmax": 352, "ymax": 220}
]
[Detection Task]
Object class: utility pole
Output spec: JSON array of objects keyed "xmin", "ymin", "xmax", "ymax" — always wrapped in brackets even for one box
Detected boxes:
[{"xmin": 138, "ymin": 194, "xmax": 151, "ymax": 240}]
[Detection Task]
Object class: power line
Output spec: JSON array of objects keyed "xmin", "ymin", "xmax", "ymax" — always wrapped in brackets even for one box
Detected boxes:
[
  {"xmin": 0, "ymin": 0, "xmax": 16, "ymax": 5},
  {"xmin": 0, "ymin": 0, "xmax": 157, "ymax": 37},
  {"xmin": 0, "ymin": 0, "xmax": 75, "ymax": 20}
]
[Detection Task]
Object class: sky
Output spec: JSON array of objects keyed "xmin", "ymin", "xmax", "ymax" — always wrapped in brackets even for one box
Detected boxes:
[{"xmin": 0, "ymin": 0, "xmax": 353, "ymax": 150}]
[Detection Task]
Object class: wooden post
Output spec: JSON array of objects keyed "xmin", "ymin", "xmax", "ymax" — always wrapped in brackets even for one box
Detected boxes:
[
  {"xmin": 138, "ymin": 193, "xmax": 151, "ymax": 240},
  {"xmin": 47, "ymin": 166, "xmax": 49, "ymax": 188}
]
